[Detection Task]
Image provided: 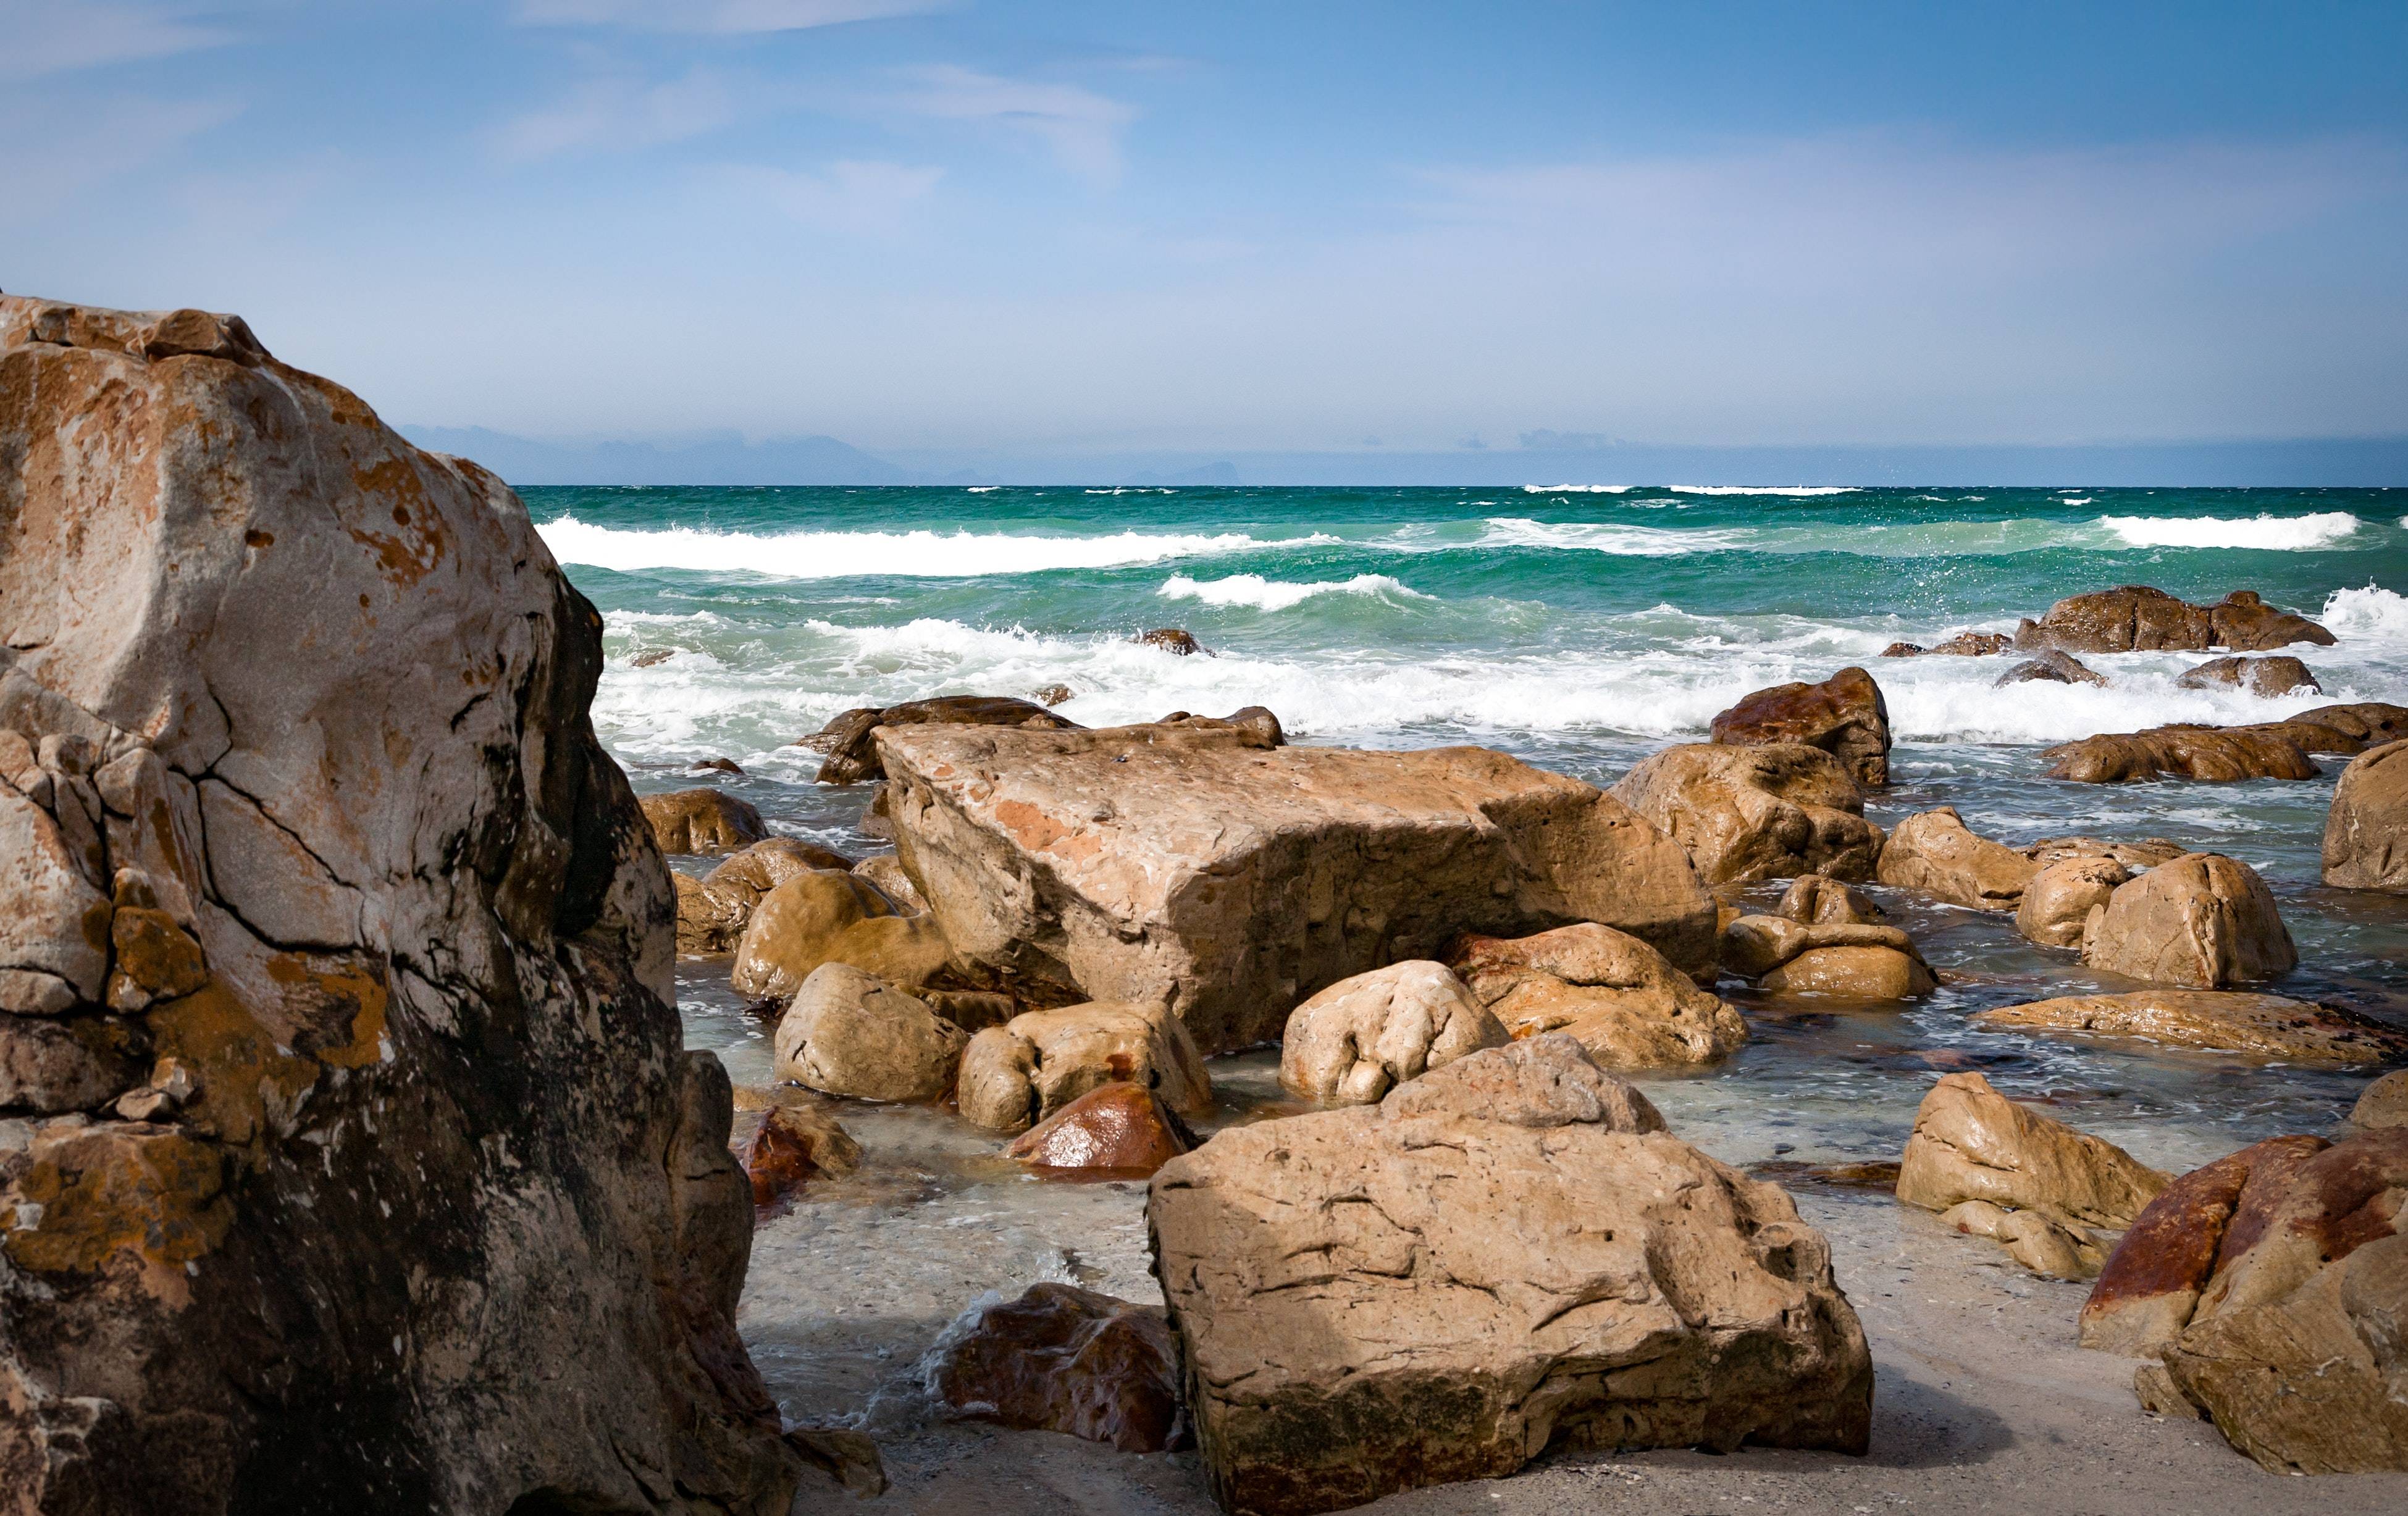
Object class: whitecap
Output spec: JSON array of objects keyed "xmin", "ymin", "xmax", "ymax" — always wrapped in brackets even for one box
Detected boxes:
[
  {"xmin": 1157, "ymin": 572, "xmax": 1432, "ymax": 612},
  {"xmin": 1476, "ymin": 517, "xmax": 1743, "ymax": 556},
  {"xmin": 2098, "ymin": 511, "xmax": 2359, "ymax": 550},
  {"xmin": 1522, "ymin": 484, "xmax": 1632, "ymax": 493},
  {"xmin": 2321, "ymin": 584, "xmax": 2408, "ymax": 640},
  {"xmin": 537, "ymin": 514, "xmax": 1330, "ymax": 579},
  {"xmin": 1666, "ymin": 485, "xmax": 1859, "ymax": 496}
]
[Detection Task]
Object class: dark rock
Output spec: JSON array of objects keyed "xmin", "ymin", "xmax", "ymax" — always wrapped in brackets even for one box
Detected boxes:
[
  {"xmin": 2014, "ymin": 585, "xmax": 2333, "ymax": 654},
  {"xmin": 1883, "ymin": 631, "xmax": 2013, "ymax": 658},
  {"xmin": 808, "ymin": 695, "xmax": 1080, "ymax": 785},
  {"xmin": 1138, "ymin": 627, "xmax": 1204, "ymax": 655},
  {"xmin": 1996, "ymin": 650, "xmax": 2108, "ymax": 687},
  {"xmin": 1030, "ymin": 683, "xmax": 1075, "ymax": 706},
  {"xmin": 2176, "ymin": 655, "xmax": 2320, "ymax": 697},
  {"xmin": 1709, "ymin": 666, "xmax": 1892, "ymax": 786},
  {"xmin": 631, "ymin": 648, "xmax": 676, "ymax": 668},
  {"xmin": 639, "ymin": 786, "xmax": 769, "ymax": 853},
  {"xmin": 934, "ymin": 1283, "xmax": 1185, "ymax": 1452},
  {"xmin": 2042, "ymin": 726, "xmax": 2321, "ymax": 784},
  {"xmin": 689, "ymin": 756, "xmax": 745, "ymax": 776},
  {"xmin": 730, "ymin": 1102, "xmax": 861, "ymax": 1209}
]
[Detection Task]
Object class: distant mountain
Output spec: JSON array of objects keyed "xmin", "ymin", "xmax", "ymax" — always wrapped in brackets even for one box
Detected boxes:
[{"xmin": 400, "ymin": 427, "xmax": 908, "ymax": 486}]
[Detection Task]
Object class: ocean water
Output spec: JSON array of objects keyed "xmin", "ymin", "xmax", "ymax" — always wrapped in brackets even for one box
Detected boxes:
[{"xmin": 535, "ymin": 482, "xmax": 2407, "ymax": 1417}]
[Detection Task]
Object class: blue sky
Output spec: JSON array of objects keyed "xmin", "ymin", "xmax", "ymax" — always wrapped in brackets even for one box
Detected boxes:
[{"xmin": 6, "ymin": 1, "xmax": 2407, "ymax": 466}]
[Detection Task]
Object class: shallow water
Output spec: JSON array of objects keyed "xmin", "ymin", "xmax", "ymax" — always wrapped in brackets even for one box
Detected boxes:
[{"xmin": 564, "ymin": 483, "xmax": 2406, "ymax": 1431}]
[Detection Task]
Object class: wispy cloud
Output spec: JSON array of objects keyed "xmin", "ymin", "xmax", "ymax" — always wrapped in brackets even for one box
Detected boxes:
[
  {"xmin": 887, "ymin": 65, "xmax": 1135, "ymax": 185},
  {"xmin": 0, "ymin": 0, "xmax": 229, "ymax": 81},
  {"xmin": 495, "ymin": 69, "xmax": 737, "ymax": 161},
  {"xmin": 716, "ymin": 159, "xmax": 942, "ymax": 233},
  {"xmin": 0, "ymin": 94, "xmax": 239, "ymax": 230},
  {"xmin": 515, "ymin": 0, "xmax": 942, "ymax": 33}
]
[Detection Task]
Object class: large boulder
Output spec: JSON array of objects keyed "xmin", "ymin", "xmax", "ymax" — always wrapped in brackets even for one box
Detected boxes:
[
  {"xmin": 0, "ymin": 298, "xmax": 811, "ymax": 1507},
  {"xmin": 957, "ymin": 1000, "xmax": 1212, "ymax": 1134},
  {"xmin": 882, "ymin": 722, "xmax": 1715, "ymax": 1053},
  {"xmin": 933, "ymin": 1283, "xmax": 1185, "ymax": 1453},
  {"xmin": 2323, "ymin": 739, "xmax": 2408, "ymax": 890},
  {"xmin": 728, "ymin": 867, "xmax": 952, "ymax": 1000},
  {"xmin": 638, "ymin": 786, "xmax": 767, "ymax": 855},
  {"xmin": 773, "ymin": 963, "xmax": 969, "ymax": 1103},
  {"xmin": 2044, "ymin": 705, "xmax": 2408, "ymax": 784},
  {"xmin": 2015, "ymin": 854, "xmax": 2133, "ymax": 946},
  {"xmin": 1446, "ymin": 924, "xmax": 1747, "ymax": 1068},
  {"xmin": 2013, "ymin": 585, "xmax": 2333, "ymax": 654},
  {"xmin": 1876, "ymin": 806, "xmax": 2039, "ymax": 911},
  {"xmin": 1897, "ymin": 1073, "xmax": 2168, "ymax": 1278},
  {"xmin": 803, "ymin": 695, "xmax": 1078, "ymax": 785},
  {"xmin": 674, "ymin": 835, "xmax": 854, "ymax": 954},
  {"xmin": 1609, "ymin": 742, "xmax": 1881, "ymax": 887},
  {"xmin": 1970, "ymin": 990, "xmax": 2408, "ymax": 1064},
  {"xmin": 1149, "ymin": 1037, "xmax": 1873, "ymax": 1513},
  {"xmin": 1278, "ymin": 960, "xmax": 1506, "ymax": 1106},
  {"xmin": 2079, "ymin": 853, "xmax": 2297, "ymax": 988},
  {"xmin": 2082, "ymin": 1131, "xmax": 2408, "ymax": 1473},
  {"xmin": 1708, "ymin": 666, "xmax": 1892, "ymax": 787}
]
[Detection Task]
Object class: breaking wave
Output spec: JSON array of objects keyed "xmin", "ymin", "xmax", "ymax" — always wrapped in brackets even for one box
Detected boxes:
[
  {"xmin": 1157, "ymin": 572, "xmax": 1432, "ymax": 611},
  {"xmin": 2099, "ymin": 511, "xmax": 2360, "ymax": 551},
  {"xmin": 537, "ymin": 514, "xmax": 1329, "ymax": 579}
]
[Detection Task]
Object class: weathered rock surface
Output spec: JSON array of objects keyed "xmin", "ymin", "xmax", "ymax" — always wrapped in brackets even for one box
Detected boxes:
[
  {"xmin": 729, "ymin": 867, "xmax": 952, "ymax": 1000},
  {"xmin": 957, "ymin": 1000, "xmax": 1212, "ymax": 1134},
  {"xmin": 2177, "ymin": 655, "xmax": 2320, "ymax": 696},
  {"xmin": 1876, "ymin": 806, "xmax": 2039, "ymax": 911},
  {"xmin": 2079, "ymin": 853, "xmax": 2297, "ymax": 989},
  {"xmin": 1881, "ymin": 631, "xmax": 2013, "ymax": 658},
  {"xmin": 2323, "ymin": 739, "xmax": 2408, "ymax": 891},
  {"xmin": 674, "ymin": 835, "xmax": 854, "ymax": 955},
  {"xmin": 1708, "ymin": 666, "xmax": 1892, "ymax": 787},
  {"xmin": 0, "ymin": 296, "xmax": 810, "ymax": 1508},
  {"xmin": 1149, "ymin": 1037, "xmax": 1873, "ymax": 1514},
  {"xmin": 2349, "ymin": 1070, "xmax": 2408, "ymax": 1131},
  {"xmin": 1138, "ymin": 627, "xmax": 1205, "ymax": 655},
  {"xmin": 639, "ymin": 785, "xmax": 768, "ymax": 854},
  {"xmin": 773, "ymin": 963, "xmax": 968, "ymax": 1103},
  {"xmin": 730, "ymin": 1099, "xmax": 862, "ymax": 1207},
  {"xmin": 2272, "ymin": 701, "xmax": 2408, "ymax": 753},
  {"xmin": 2013, "ymin": 585, "xmax": 2335, "ymax": 654},
  {"xmin": 2015, "ymin": 855, "xmax": 2133, "ymax": 946},
  {"xmin": 1446, "ymin": 924, "xmax": 1747, "ymax": 1067},
  {"xmin": 2042, "ymin": 724, "xmax": 2320, "ymax": 783},
  {"xmin": 1278, "ymin": 960, "xmax": 1505, "ymax": 1106},
  {"xmin": 1897, "ymin": 1073, "xmax": 2168, "ymax": 1278},
  {"xmin": 1777, "ymin": 873, "xmax": 1884, "ymax": 924},
  {"xmin": 1005, "ymin": 1080, "xmax": 1196, "ymax": 1176},
  {"xmin": 1997, "ymin": 650, "xmax": 2108, "ymax": 688},
  {"xmin": 1611, "ymin": 742, "xmax": 1882, "ymax": 887},
  {"xmin": 2024, "ymin": 835, "xmax": 2188, "ymax": 870},
  {"xmin": 805, "ymin": 695, "xmax": 1080, "ymax": 785},
  {"xmin": 883, "ymin": 722, "xmax": 1714, "ymax": 1053},
  {"xmin": 1720, "ymin": 916, "xmax": 1937, "ymax": 999},
  {"xmin": 851, "ymin": 851, "xmax": 926, "ymax": 913},
  {"xmin": 934, "ymin": 1283, "xmax": 1185, "ymax": 1453},
  {"xmin": 1970, "ymin": 990, "xmax": 2408, "ymax": 1064}
]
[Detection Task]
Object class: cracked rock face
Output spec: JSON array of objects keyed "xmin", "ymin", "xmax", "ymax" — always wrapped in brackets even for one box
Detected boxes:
[
  {"xmin": 2078, "ymin": 853, "xmax": 2297, "ymax": 989},
  {"xmin": 2324, "ymin": 739, "xmax": 2408, "ymax": 892},
  {"xmin": 1609, "ymin": 742, "xmax": 1881, "ymax": 887},
  {"xmin": 1149, "ymin": 1036, "xmax": 1873, "ymax": 1515},
  {"xmin": 0, "ymin": 297, "xmax": 809, "ymax": 1512}
]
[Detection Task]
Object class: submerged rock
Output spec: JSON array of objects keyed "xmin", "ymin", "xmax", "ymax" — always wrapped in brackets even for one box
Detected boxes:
[
  {"xmin": 934, "ymin": 1283, "xmax": 1185, "ymax": 1452},
  {"xmin": 639, "ymin": 785, "xmax": 768, "ymax": 854},
  {"xmin": 2323, "ymin": 739, "xmax": 2408, "ymax": 891},
  {"xmin": 957, "ymin": 1000, "xmax": 1212, "ymax": 1134},
  {"xmin": 1995, "ymin": 650, "xmax": 2108, "ymax": 687},
  {"xmin": 731, "ymin": 1100, "xmax": 862, "ymax": 1207},
  {"xmin": 1447, "ymin": 923, "xmax": 1748, "ymax": 1067},
  {"xmin": 803, "ymin": 695, "xmax": 1080, "ymax": 785},
  {"xmin": 2078, "ymin": 853, "xmax": 2297, "ymax": 989},
  {"xmin": 2176, "ymin": 655, "xmax": 2320, "ymax": 697},
  {"xmin": 1278, "ymin": 960, "xmax": 1506, "ymax": 1106},
  {"xmin": 1882, "ymin": 630, "xmax": 2013, "ymax": 658},
  {"xmin": 1005, "ymin": 1079, "xmax": 1196, "ymax": 1176},
  {"xmin": 1970, "ymin": 990, "xmax": 2407, "ymax": 1064},
  {"xmin": 2013, "ymin": 585, "xmax": 2334, "ymax": 654},
  {"xmin": 1708, "ymin": 665, "xmax": 1892, "ymax": 787},
  {"xmin": 883, "ymin": 721, "xmax": 1714, "ymax": 1053},
  {"xmin": 1151, "ymin": 1037, "xmax": 1873, "ymax": 1513},
  {"xmin": 1611, "ymin": 742, "xmax": 1882, "ymax": 887},
  {"xmin": 1876, "ymin": 806, "xmax": 2039, "ymax": 911},
  {"xmin": 0, "ymin": 296, "xmax": 809, "ymax": 1507}
]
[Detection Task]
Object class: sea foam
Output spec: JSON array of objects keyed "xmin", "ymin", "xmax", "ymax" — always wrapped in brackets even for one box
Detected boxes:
[
  {"xmin": 1157, "ymin": 572, "xmax": 1431, "ymax": 611},
  {"xmin": 538, "ymin": 514, "xmax": 1324, "ymax": 579},
  {"xmin": 2099, "ymin": 511, "xmax": 2360, "ymax": 550},
  {"xmin": 1666, "ymin": 485, "xmax": 1860, "ymax": 496}
]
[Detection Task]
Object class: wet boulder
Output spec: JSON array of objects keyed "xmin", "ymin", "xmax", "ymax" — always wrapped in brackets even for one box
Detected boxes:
[
  {"xmin": 0, "ymin": 296, "xmax": 810, "ymax": 1507},
  {"xmin": 1005, "ymin": 1080, "xmax": 1196, "ymax": 1176},
  {"xmin": 773, "ymin": 963, "xmax": 969, "ymax": 1103},
  {"xmin": 851, "ymin": 851, "xmax": 927, "ymax": 913},
  {"xmin": 2176, "ymin": 655, "xmax": 2320, "ymax": 697},
  {"xmin": 934, "ymin": 1283, "xmax": 1185, "ymax": 1452},
  {"xmin": 675, "ymin": 835, "xmax": 855, "ymax": 954},
  {"xmin": 1138, "ymin": 627, "xmax": 1206, "ymax": 655},
  {"xmin": 2013, "ymin": 585, "xmax": 2333, "ymax": 654},
  {"xmin": 1970, "ymin": 990, "xmax": 2407, "ymax": 1065},
  {"xmin": 1149, "ymin": 1036, "xmax": 1874, "ymax": 1514},
  {"xmin": 2042, "ymin": 725, "xmax": 2320, "ymax": 784},
  {"xmin": 1720, "ymin": 916, "xmax": 1937, "ymax": 999},
  {"xmin": 1876, "ymin": 806, "xmax": 2038, "ymax": 911},
  {"xmin": 1777, "ymin": 874, "xmax": 1884, "ymax": 925},
  {"xmin": 1610, "ymin": 742, "xmax": 1882, "ymax": 887},
  {"xmin": 729, "ymin": 1099, "xmax": 862, "ymax": 1207},
  {"xmin": 1446, "ymin": 923, "xmax": 1747, "ymax": 1068},
  {"xmin": 1279, "ymin": 960, "xmax": 1506, "ymax": 1106},
  {"xmin": 805, "ymin": 695, "xmax": 1081, "ymax": 785},
  {"xmin": 2207, "ymin": 589, "xmax": 2341, "ymax": 652},
  {"xmin": 2079, "ymin": 853, "xmax": 2296, "ymax": 989},
  {"xmin": 1995, "ymin": 650, "xmax": 2107, "ymax": 687},
  {"xmin": 883, "ymin": 722, "xmax": 1715, "ymax": 1053},
  {"xmin": 1708, "ymin": 665, "xmax": 1892, "ymax": 787},
  {"xmin": 957, "ymin": 999, "xmax": 1212, "ymax": 1134},
  {"xmin": 729, "ymin": 867, "xmax": 952, "ymax": 1000},
  {"xmin": 2015, "ymin": 854, "xmax": 2133, "ymax": 946},
  {"xmin": 2323, "ymin": 739, "xmax": 2408, "ymax": 890},
  {"xmin": 2269, "ymin": 701, "xmax": 2408, "ymax": 753},
  {"xmin": 639, "ymin": 785, "xmax": 768, "ymax": 854}
]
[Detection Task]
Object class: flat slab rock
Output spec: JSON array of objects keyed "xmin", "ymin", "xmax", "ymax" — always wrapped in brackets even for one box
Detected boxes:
[
  {"xmin": 880, "ymin": 723, "xmax": 1714, "ymax": 1053},
  {"xmin": 1148, "ymin": 1036, "xmax": 1873, "ymax": 1515},
  {"xmin": 1971, "ymin": 990, "xmax": 2408, "ymax": 1065}
]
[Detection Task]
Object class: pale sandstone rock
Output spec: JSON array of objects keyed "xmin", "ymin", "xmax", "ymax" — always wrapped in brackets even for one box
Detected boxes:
[
  {"xmin": 674, "ymin": 835, "xmax": 852, "ymax": 954},
  {"xmin": 1876, "ymin": 806, "xmax": 2038, "ymax": 911},
  {"xmin": 2024, "ymin": 835, "xmax": 2187, "ymax": 870},
  {"xmin": 2350, "ymin": 1070, "xmax": 2408, "ymax": 1131},
  {"xmin": 853, "ymin": 852, "xmax": 926, "ymax": 913},
  {"xmin": 957, "ymin": 1000, "xmax": 1212, "ymax": 1134},
  {"xmin": 730, "ymin": 867, "xmax": 955, "ymax": 1000},
  {"xmin": 1760, "ymin": 944, "xmax": 1936, "ymax": 999},
  {"xmin": 2079, "ymin": 853, "xmax": 2296, "ymax": 989},
  {"xmin": 1777, "ymin": 873, "xmax": 1884, "ymax": 924},
  {"xmin": 637, "ymin": 785, "xmax": 767, "ymax": 855},
  {"xmin": 1937, "ymin": 1198, "xmax": 2102, "ymax": 1279},
  {"xmin": 1149, "ymin": 1036, "xmax": 1873, "ymax": 1514},
  {"xmin": 1970, "ymin": 990, "xmax": 2407, "ymax": 1064},
  {"xmin": 1278, "ymin": 960, "xmax": 1506, "ymax": 1106},
  {"xmin": 881, "ymin": 723, "xmax": 1714, "ymax": 1053},
  {"xmin": 1610, "ymin": 742, "xmax": 1882, "ymax": 886},
  {"xmin": 2322, "ymin": 739, "xmax": 2408, "ymax": 890},
  {"xmin": 1708, "ymin": 666, "xmax": 1892, "ymax": 787},
  {"xmin": 773, "ymin": 963, "xmax": 968, "ymax": 1103},
  {"xmin": 1448, "ymin": 924, "xmax": 1747, "ymax": 1068},
  {"xmin": 0, "ymin": 296, "xmax": 812, "ymax": 1508},
  {"xmin": 2015, "ymin": 855, "xmax": 2132, "ymax": 946}
]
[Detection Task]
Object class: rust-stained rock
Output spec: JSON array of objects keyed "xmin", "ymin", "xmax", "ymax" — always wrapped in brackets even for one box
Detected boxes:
[
  {"xmin": 0, "ymin": 296, "xmax": 810, "ymax": 1509},
  {"xmin": 1610, "ymin": 742, "xmax": 1881, "ymax": 887},
  {"xmin": 1708, "ymin": 666, "xmax": 1892, "ymax": 786},
  {"xmin": 1278, "ymin": 960, "xmax": 1505, "ymax": 1106},
  {"xmin": 934, "ymin": 1283, "xmax": 1185, "ymax": 1452},
  {"xmin": 882, "ymin": 722, "xmax": 1715, "ymax": 1053},
  {"xmin": 2079, "ymin": 853, "xmax": 2296, "ymax": 989},
  {"xmin": 1970, "ymin": 990, "xmax": 2407, "ymax": 1065},
  {"xmin": 730, "ymin": 1101, "xmax": 862, "ymax": 1207},
  {"xmin": 1447, "ymin": 923, "xmax": 1747, "ymax": 1067},
  {"xmin": 638, "ymin": 785, "xmax": 768, "ymax": 854},
  {"xmin": 957, "ymin": 999, "xmax": 1212, "ymax": 1135},
  {"xmin": 2323, "ymin": 739, "xmax": 2408, "ymax": 891},
  {"xmin": 805, "ymin": 695, "xmax": 1080, "ymax": 785},
  {"xmin": 1149, "ymin": 1036, "xmax": 1873, "ymax": 1514},
  {"xmin": 1005, "ymin": 1079, "xmax": 1196, "ymax": 1176},
  {"xmin": 1876, "ymin": 806, "xmax": 2039, "ymax": 911},
  {"xmin": 2013, "ymin": 585, "xmax": 2333, "ymax": 654},
  {"xmin": 2177, "ymin": 655, "xmax": 2320, "ymax": 697}
]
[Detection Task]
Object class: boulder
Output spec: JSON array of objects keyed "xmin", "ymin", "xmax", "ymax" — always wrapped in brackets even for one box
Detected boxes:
[
  {"xmin": 1278, "ymin": 960, "xmax": 1506, "ymax": 1106},
  {"xmin": 933, "ymin": 1283, "xmax": 1184, "ymax": 1453},
  {"xmin": 638, "ymin": 785, "xmax": 768, "ymax": 854},
  {"xmin": 730, "ymin": 1101, "xmax": 862, "ymax": 1207},
  {"xmin": 676, "ymin": 835, "xmax": 855, "ymax": 954},
  {"xmin": 2347, "ymin": 1070, "xmax": 2408, "ymax": 1131},
  {"xmin": 1936, "ymin": 1198, "xmax": 2104, "ymax": 1279},
  {"xmin": 1896, "ymin": 1073, "xmax": 2168, "ymax": 1276},
  {"xmin": 1610, "ymin": 742, "xmax": 1881, "ymax": 887},
  {"xmin": 1995, "ymin": 650, "xmax": 2107, "ymax": 687},
  {"xmin": 729, "ymin": 868, "xmax": 954, "ymax": 1000},
  {"xmin": 1882, "ymin": 631, "xmax": 2013, "ymax": 658},
  {"xmin": 2013, "ymin": 585, "xmax": 2333, "ymax": 654},
  {"xmin": 1876, "ymin": 806, "xmax": 2039, "ymax": 910},
  {"xmin": 2024, "ymin": 835, "xmax": 2187, "ymax": 870},
  {"xmin": 805, "ymin": 695, "xmax": 1080, "ymax": 785},
  {"xmin": 1708, "ymin": 666, "xmax": 1892, "ymax": 787},
  {"xmin": 852, "ymin": 851, "xmax": 926, "ymax": 913},
  {"xmin": 2042, "ymin": 725, "xmax": 2320, "ymax": 783},
  {"xmin": 1719, "ymin": 916, "xmax": 1936, "ymax": 999},
  {"xmin": 2323, "ymin": 739, "xmax": 2408, "ymax": 890},
  {"xmin": 1138, "ymin": 627, "xmax": 1206, "ymax": 655},
  {"xmin": 1005, "ymin": 1080, "xmax": 1196, "ymax": 1176},
  {"xmin": 1446, "ymin": 924, "xmax": 1747, "ymax": 1068},
  {"xmin": 883, "ymin": 722, "xmax": 1716, "ymax": 1053},
  {"xmin": 2176, "ymin": 655, "xmax": 2320, "ymax": 697},
  {"xmin": 1149, "ymin": 1037, "xmax": 1874, "ymax": 1514},
  {"xmin": 1777, "ymin": 874, "xmax": 1884, "ymax": 924},
  {"xmin": 2079, "ymin": 853, "xmax": 2297, "ymax": 989},
  {"xmin": 957, "ymin": 1000, "xmax": 1212, "ymax": 1135},
  {"xmin": 2015, "ymin": 855, "xmax": 2133, "ymax": 946},
  {"xmin": 0, "ymin": 296, "xmax": 808, "ymax": 1506},
  {"xmin": 773, "ymin": 963, "xmax": 969, "ymax": 1103},
  {"xmin": 1970, "ymin": 990, "xmax": 2408, "ymax": 1064}
]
